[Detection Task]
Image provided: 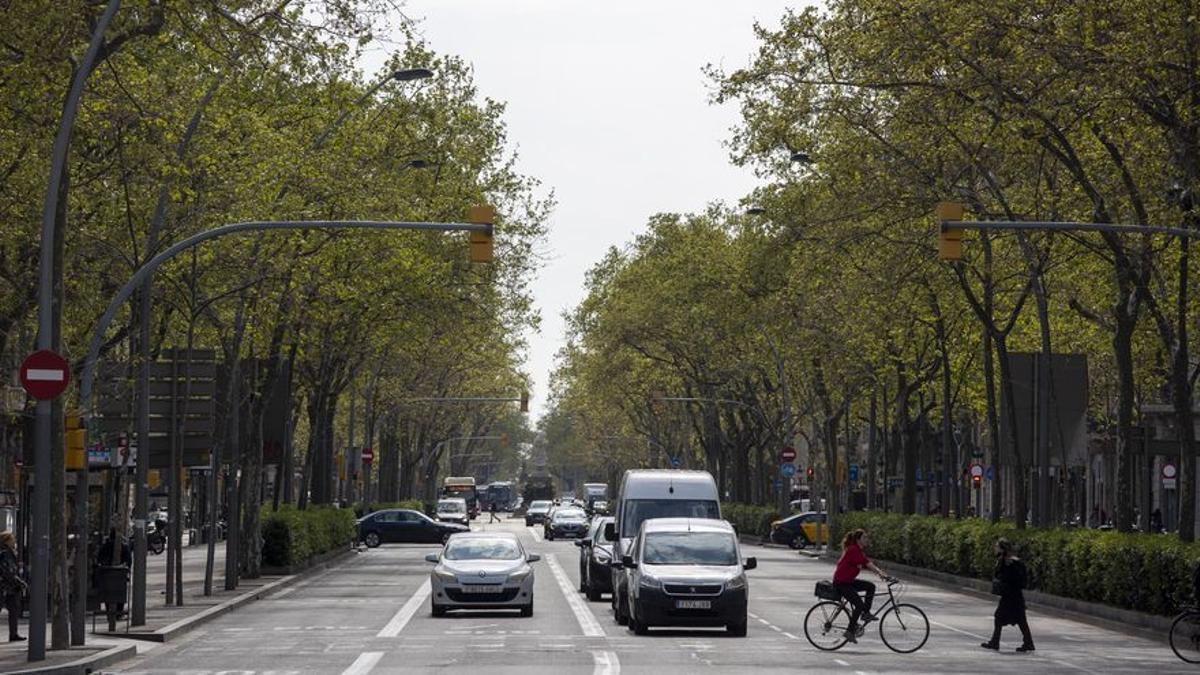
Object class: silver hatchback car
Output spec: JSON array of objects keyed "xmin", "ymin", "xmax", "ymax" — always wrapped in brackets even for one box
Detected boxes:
[{"xmin": 426, "ymin": 531, "xmax": 540, "ymax": 616}]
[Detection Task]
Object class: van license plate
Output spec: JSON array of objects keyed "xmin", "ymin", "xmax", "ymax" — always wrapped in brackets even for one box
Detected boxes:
[
  {"xmin": 675, "ymin": 599, "xmax": 711, "ymax": 609},
  {"xmin": 461, "ymin": 585, "xmax": 502, "ymax": 594}
]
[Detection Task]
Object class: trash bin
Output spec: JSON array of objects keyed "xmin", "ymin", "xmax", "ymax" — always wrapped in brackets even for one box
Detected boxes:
[{"xmin": 94, "ymin": 564, "xmax": 128, "ymax": 631}]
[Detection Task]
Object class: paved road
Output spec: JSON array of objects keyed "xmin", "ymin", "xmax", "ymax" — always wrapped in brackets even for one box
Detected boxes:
[{"xmin": 109, "ymin": 518, "xmax": 1192, "ymax": 674}]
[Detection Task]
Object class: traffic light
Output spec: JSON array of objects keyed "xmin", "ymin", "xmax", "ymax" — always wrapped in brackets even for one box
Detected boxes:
[
  {"xmin": 519, "ymin": 390, "xmax": 529, "ymax": 413},
  {"xmin": 65, "ymin": 414, "xmax": 85, "ymax": 471},
  {"xmin": 972, "ymin": 473, "xmax": 982, "ymax": 488},
  {"xmin": 806, "ymin": 466, "xmax": 815, "ymax": 480},
  {"xmin": 936, "ymin": 201, "xmax": 965, "ymax": 262},
  {"xmin": 467, "ymin": 205, "xmax": 495, "ymax": 263}
]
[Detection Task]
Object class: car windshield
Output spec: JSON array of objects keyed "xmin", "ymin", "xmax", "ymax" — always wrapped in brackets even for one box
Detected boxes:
[
  {"xmin": 554, "ymin": 508, "xmax": 586, "ymax": 520},
  {"xmin": 621, "ymin": 499, "xmax": 720, "ymax": 537},
  {"xmin": 443, "ymin": 538, "xmax": 523, "ymax": 561},
  {"xmin": 438, "ymin": 502, "xmax": 464, "ymax": 513},
  {"xmin": 530, "ymin": 501, "xmax": 551, "ymax": 512},
  {"xmin": 642, "ymin": 532, "xmax": 738, "ymax": 565}
]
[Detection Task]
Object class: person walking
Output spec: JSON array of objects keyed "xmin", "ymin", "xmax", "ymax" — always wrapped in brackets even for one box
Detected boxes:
[
  {"xmin": 0, "ymin": 531, "xmax": 26, "ymax": 642},
  {"xmin": 488, "ymin": 501, "xmax": 501, "ymax": 524},
  {"xmin": 981, "ymin": 537, "xmax": 1034, "ymax": 652},
  {"xmin": 832, "ymin": 529, "xmax": 890, "ymax": 643}
]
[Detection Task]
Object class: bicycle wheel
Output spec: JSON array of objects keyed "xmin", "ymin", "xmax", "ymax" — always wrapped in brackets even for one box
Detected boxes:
[
  {"xmin": 1170, "ymin": 610, "xmax": 1200, "ymax": 664},
  {"xmin": 879, "ymin": 602, "xmax": 930, "ymax": 653},
  {"xmin": 804, "ymin": 601, "xmax": 851, "ymax": 651}
]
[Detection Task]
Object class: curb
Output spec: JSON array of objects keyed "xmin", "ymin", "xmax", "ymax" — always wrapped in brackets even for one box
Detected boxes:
[
  {"xmin": 6, "ymin": 643, "xmax": 137, "ymax": 675},
  {"xmin": 99, "ymin": 548, "xmax": 355, "ymax": 644}
]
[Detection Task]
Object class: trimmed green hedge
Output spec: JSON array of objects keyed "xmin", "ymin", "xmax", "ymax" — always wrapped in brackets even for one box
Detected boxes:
[
  {"xmin": 722, "ymin": 503, "xmax": 783, "ymax": 539},
  {"xmin": 262, "ymin": 506, "xmax": 356, "ymax": 568},
  {"xmin": 357, "ymin": 500, "xmax": 427, "ymax": 518},
  {"xmin": 840, "ymin": 512, "xmax": 1200, "ymax": 617}
]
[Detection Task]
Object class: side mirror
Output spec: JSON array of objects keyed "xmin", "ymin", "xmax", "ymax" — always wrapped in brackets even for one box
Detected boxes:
[
  {"xmin": 424, "ymin": 553, "xmax": 439, "ymax": 563},
  {"xmin": 526, "ymin": 554, "xmax": 541, "ymax": 563},
  {"xmin": 621, "ymin": 555, "xmax": 636, "ymax": 569},
  {"xmin": 743, "ymin": 557, "xmax": 757, "ymax": 571},
  {"xmin": 603, "ymin": 523, "xmax": 616, "ymax": 541},
  {"xmin": 574, "ymin": 540, "xmax": 587, "ymax": 548}
]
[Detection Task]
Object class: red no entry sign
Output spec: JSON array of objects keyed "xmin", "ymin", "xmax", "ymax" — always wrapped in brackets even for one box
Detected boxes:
[
  {"xmin": 779, "ymin": 446, "xmax": 797, "ymax": 463},
  {"xmin": 20, "ymin": 350, "xmax": 70, "ymax": 400},
  {"xmin": 362, "ymin": 447, "xmax": 374, "ymax": 464}
]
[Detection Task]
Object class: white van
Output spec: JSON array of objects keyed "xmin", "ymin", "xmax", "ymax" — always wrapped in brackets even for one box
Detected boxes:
[
  {"xmin": 435, "ymin": 498, "xmax": 470, "ymax": 527},
  {"xmin": 604, "ymin": 470, "xmax": 721, "ymax": 626}
]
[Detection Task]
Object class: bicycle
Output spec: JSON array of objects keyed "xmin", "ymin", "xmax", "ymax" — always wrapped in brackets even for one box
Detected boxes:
[
  {"xmin": 1170, "ymin": 606, "xmax": 1200, "ymax": 663},
  {"xmin": 804, "ymin": 577, "xmax": 930, "ymax": 653}
]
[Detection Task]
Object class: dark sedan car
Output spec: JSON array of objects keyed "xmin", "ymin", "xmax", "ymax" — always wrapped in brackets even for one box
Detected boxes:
[
  {"xmin": 545, "ymin": 506, "xmax": 588, "ymax": 540},
  {"xmin": 577, "ymin": 516, "xmax": 614, "ymax": 601},
  {"xmin": 768, "ymin": 511, "xmax": 828, "ymax": 549},
  {"xmin": 358, "ymin": 509, "xmax": 468, "ymax": 547}
]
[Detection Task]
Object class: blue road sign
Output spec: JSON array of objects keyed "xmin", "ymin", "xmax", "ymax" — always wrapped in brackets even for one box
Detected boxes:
[
  {"xmin": 985, "ymin": 465, "xmax": 994, "ymax": 481},
  {"xmin": 916, "ymin": 467, "xmax": 924, "ymax": 481},
  {"xmin": 849, "ymin": 464, "xmax": 859, "ymax": 482},
  {"xmin": 774, "ymin": 478, "xmax": 783, "ymax": 490},
  {"xmin": 780, "ymin": 462, "xmax": 797, "ymax": 478},
  {"xmin": 670, "ymin": 455, "xmax": 682, "ymax": 468}
]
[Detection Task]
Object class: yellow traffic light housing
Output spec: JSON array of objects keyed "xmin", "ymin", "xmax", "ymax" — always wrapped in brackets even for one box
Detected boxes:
[
  {"xmin": 936, "ymin": 201, "xmax": 965, "ymax": 262},
  {"xmin": 467, "ymin": 205, "xmax": 495, "ymax": 263},
  {"xmin": 66, "ymin": 413, "xmax": 85, "ymax": 471},
  {"xmin": 520, "ymin": 390, "xmax": 529, "ymax": 413}
]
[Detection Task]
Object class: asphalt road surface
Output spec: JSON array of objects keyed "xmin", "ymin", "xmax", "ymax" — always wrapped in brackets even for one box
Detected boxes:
[{"xmin": 108, "ymin": 518, "xmax": 1193, "ymax": 674}]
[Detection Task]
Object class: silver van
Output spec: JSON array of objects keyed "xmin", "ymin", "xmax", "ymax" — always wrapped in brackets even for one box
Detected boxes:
[{"xmin": 603, "ymin": 469, "xmax": 721, "ymax": 626}]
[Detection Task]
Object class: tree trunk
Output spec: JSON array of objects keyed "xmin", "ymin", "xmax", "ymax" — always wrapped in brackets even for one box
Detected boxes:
[
  {"xmin": 1113, "ymin": 298, "xmax": 1138, "ymax": 532},
  {"xmin": 995, "ymin": 336, "xmax": 1026, "ymax": 528}
]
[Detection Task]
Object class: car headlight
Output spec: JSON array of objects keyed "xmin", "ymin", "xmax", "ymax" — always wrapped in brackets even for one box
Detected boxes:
[
  {"xmin": 639, "ymin": 574, "xmax": 662, "ymax": 590},
  {"xmin": 725, "ymin": 574, "xmax": 747, "ymax": 590},
  {"xmin": 434, "ymin": 568, "xmax": 458, "ymax": 583},
  {"xmin": 508, "ymin": 568, "xmax": 531, "ymax": 583}
]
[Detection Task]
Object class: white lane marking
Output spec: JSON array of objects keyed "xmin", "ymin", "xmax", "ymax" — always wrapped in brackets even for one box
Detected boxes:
[
  {"xmin": 546, "ymin": 553, "xmax": 604, "ymax": 637},
  {"xmin": 929, "ymin": 619, "xmax": 987, "ymax": 640},
  {"xmin": 377, "ymin": 579, "xmax": 431, "ymax": 637},
  {"xmin": 528, "ymin": 526, "xmax": 544, "ymax": 542},
  {"xmin": 782, "ymin": 632, "xmax": 800, "ymax": 640},
  {"xmin": 341, "ymin": 651, "xmax": 384, "ymax": 675},
  {"xmin": 834, "ymin": 658, "xmax": 850, "ymax": 666},
  {"xmin": 592, "ymin": 649, "xmax": 620, "ymax": 674}
]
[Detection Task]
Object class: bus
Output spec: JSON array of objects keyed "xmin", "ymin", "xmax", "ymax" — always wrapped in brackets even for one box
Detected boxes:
[
  {"xmin": 442, "ymin": 477, "xmax": 478, "ymax": 518},
  {"xmin": 486, "ymin": 481, "xmax": 515, "ymax": 511}
]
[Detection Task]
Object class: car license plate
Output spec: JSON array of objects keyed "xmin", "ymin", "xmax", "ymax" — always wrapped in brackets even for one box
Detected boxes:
[
  {"xmin": 675, "ymin": 599, "xmax": 711, "ymax": 609},
  {"xmin": 460, "ymin": 585, "xmax": 502, "ymax": 594}
]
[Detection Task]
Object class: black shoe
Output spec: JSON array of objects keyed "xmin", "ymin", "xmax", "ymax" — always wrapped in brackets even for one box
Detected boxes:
[
  {"xmin": 9, "ymin": 635, "xmax": 25, "ymax": 642},
  {"xmin": 1016, "ymin": 643, "xmax": 1035, "ymax": 652},
  {"xmin": 860, "ymin": 613, "xmax": 876, "ymax": 625},
  {"xmin": 842, "ymin": 628, "xmax": 858, "ymax": 643},
  {"xmin": 980, "ymin": 641, "xmax": 998, "ymax": 650}
]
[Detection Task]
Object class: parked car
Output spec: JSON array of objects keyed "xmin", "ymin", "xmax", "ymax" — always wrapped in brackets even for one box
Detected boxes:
[
  {"xmin": 545, "ymin": 506, "xmax": 588, "ymax": 540},
  {"xmin": 769, "ymin": 511, "xmax": 828, "ymax": 549},
  {"xmin": 426, "ymin": 531, "xmax": 540, "ymax": 616},
  {"xmin": 620, "ymin": 518, "xmax": 755, "ymax": 636},
  {"xmin": 357, "ymin": 509, "xmax": 468, "ymax": 547},
  {"xmin": 606, "ymin": 469, "xmax": 721, "ymax": 626},
  {"xmin": 525, "ymin": 500, "xmax": 553, "ymax": 526},
  {"xmin": 436, "ymin": 498, "xmax": 471, "ymax": 528},
  {"xmin": 577, "ymin": 516, "xmax": 614, "ymax": 601}
]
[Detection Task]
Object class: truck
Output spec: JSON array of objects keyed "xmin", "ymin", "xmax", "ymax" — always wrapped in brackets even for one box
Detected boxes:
[
  {"xmin": 522, "ymin": 475, "xmax": 554, "ymax": 505},
  {"xmin": 582, "ymin": 482, "xmax": 608, "ymax": 510}
]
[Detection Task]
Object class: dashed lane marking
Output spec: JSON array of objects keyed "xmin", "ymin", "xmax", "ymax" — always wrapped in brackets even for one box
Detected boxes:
[
  {"xmin": 376, "ymin": 579, "xmax": 431, "ymax": 637},
  {"xmin": 340, "ymin": 651, "xmax": 384, "ymax": 675},
  {"xmin": 834, "ymin": 658, "xmax": 850, "ymax": 666},
  {"xmin": 528, "ymin": 526, "xmax": 544, "ymax": 542},
  {"xmin": 547, "ymin": 553, "xmax": 605, "ymax": 637},
  {"xmin": 592, "ymin": 649, "xmax": 621, "ymax": 675}
]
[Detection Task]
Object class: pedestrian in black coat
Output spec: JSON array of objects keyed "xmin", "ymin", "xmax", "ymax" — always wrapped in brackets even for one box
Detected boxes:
[
  {"xmin": 0, "ymin": 531, "xmax": 26, "ymax": 641},
  {"xmin": 981, "ymin": 537, "xmax": 1034, "ymax": 652}
]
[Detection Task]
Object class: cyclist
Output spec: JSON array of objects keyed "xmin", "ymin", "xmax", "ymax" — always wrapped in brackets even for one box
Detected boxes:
[{"xmin": 833, "ymin": 528, "xmax": 890, "ymax": 643}]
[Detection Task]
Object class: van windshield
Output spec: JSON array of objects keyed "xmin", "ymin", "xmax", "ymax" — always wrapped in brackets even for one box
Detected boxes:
[
  {"xmin": 643, "ymin": 532, "xmax": 738, "ymax": 565},
  {"xmin": 620, "ymin": 499, "xmax": 720, "ymax": 537}
]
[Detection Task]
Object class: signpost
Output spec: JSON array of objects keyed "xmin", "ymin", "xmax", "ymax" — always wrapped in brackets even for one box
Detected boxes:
[
  {"xmin": 670, "ymin": 455, "xmax": 682, "ymax": 468},
  {"xmin": 20, "ymin": 350, "xmax": 70, "ymax": 400},
  {"xmin": 1163, "ymin": 462, "xmax": 1178, "ymax": 490},
  {"xmin": 361, "ymin": 447, "xmax": 375, "ymax": 466},
  {"xmin": 985, "ymin": 466, "xmax": 994, "ymax": 482},
  {"xmin": 970, "ymin": 464, "xmax": 984, "ymax": 480},
  {"xmin": 780, "ymin": 462, "xmax": 797, "ymax": 478},
  {"xmin": 848, "ymin": 464, "xmax": 859, "ymax": 483},
  {"xmin": 779, "ymin": 446, "xmax": 797, "ymax": 464}
]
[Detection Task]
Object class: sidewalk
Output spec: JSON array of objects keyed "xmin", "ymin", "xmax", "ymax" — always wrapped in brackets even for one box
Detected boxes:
[{"xmin": 0, "ymin": 542, "xmax": 343, "ymax": 673}]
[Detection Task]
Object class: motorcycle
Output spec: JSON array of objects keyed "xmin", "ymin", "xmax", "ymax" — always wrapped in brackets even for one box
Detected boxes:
[{"xmin": 146, "ymin": 520, "xmax": 166, "ymax": 555}]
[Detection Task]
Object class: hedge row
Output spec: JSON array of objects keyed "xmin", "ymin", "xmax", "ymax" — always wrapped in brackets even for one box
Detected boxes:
[
  {"xmin": 722, "ymin": 503, "xmax": 782, "ymax": 539},
  {"xmin": 262, "ymin": 506, "xmax": 357, "ymax": 568},
  {"xmin": 357, "ymin": 500, "xmax": 427, "ymax": 518},
  {"xmin": 840, "ymin": 512, "xmax": 1200, "ymax": 616}
]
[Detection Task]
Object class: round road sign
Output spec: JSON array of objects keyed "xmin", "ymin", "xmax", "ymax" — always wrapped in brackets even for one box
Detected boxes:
[
  {"xmin": 20, "ymin": 350, "xmax": 70, "ymax": 400},
  {"xmin": 780, "ymin": 462, "xmax": 797, "ymax": 478},
  {"xmin": 779, "ymin": 446, "xmax": 797, "ymax": 464},
  {"xmin": 361, "ymin": 447, "xmax": 374, "ymax": 464},
  {"xmin": 1163, "ymin": 463, "xmax": 1178, "ymax": 480},
  {"xmin": 969, "ymin": 464, "xmax": 984, "ymax": 479},
  {"xmin": 670, "ymin": 455, "xmax": 682, "ymax": 468}
]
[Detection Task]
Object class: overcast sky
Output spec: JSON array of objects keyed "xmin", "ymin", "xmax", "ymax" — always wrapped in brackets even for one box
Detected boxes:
[{"xmin": 387, "ymin": 1, "xmax": 799, "ymax": 419}]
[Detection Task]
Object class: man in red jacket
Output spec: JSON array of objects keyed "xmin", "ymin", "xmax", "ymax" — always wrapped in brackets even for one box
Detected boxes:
[{"xmin": 833, "ymin": 528, "xmax": 889, "ymax": 642}]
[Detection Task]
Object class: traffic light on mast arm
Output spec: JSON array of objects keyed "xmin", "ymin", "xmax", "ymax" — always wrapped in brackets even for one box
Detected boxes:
[
  {"xmin": 65, "ymin": 413, "xmax": 85, "ymax": 471},
  {"xmin": 519, "ymin": 390, "xmax": 529, "ymax": 413},
  {"xmin": 468, "ymin": 205, "xmax": 495, "ymax": 263},
  {"xmin": 936, "ymin": 201, "xmax": 965, "ymax": 262}
]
